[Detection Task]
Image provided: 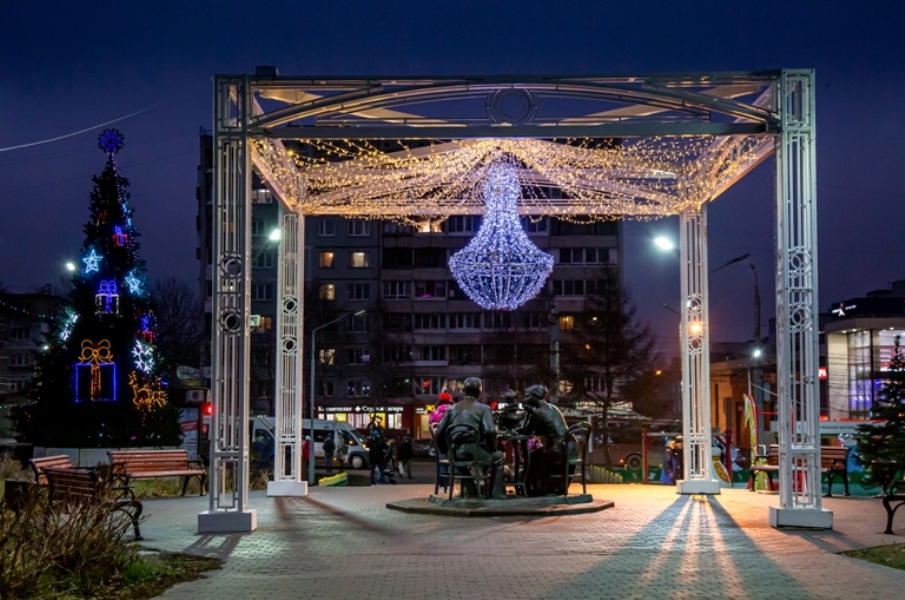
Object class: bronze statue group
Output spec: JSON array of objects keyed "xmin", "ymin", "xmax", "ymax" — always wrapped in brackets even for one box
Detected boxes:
[{"xmin": 434, "ymin": 377, "xmax": 577, "ymax": 499}]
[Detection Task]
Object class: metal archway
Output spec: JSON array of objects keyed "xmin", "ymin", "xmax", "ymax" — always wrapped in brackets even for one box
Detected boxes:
[{"xmin": 199, "ymin": 71, "xmax": 827, "ymax": 533}]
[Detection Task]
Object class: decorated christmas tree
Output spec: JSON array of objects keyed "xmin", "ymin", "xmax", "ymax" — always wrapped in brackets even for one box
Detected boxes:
[
  {"xmin": 856, "ymin": 335, "xmax": 905, "ymax": 471},
  {"xmin": 18, "ymin": 130, "xmax": 180, "ymax": 448}
]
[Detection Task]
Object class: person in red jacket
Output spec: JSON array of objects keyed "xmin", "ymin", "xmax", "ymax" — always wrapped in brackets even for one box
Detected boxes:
[{"xmin": 302, "ymin": 436, "xmax": 311, "ymax": 481}]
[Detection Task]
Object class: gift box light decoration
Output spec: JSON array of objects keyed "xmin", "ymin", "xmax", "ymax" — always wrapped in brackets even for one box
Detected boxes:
[
  {"xmin": 74, "ymin": 338, "xmax": 116, "ymax": 402},
  {"xmin": 95, "ymin": 279, "xmax": 120, "ymax": 315},
  {"xmin": 448, "ymin": 160, "xmax": 554, "ymax": 311}
]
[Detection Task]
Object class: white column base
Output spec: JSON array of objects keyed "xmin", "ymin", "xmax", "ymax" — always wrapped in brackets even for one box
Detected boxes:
[
  {"xmin": 769, "ymin": 506, "xmax": 833, "ymax": 529},
  {"xmin": 267, "ymin": 480, "xmax": 308, "ymax": 497},
  {"xmin": 677, "ymin": 479, "xmax": 721, "ymax": 495},
  {"xmin": 197, "ymin": 509, "xmax": 258, "ymax": 534}
]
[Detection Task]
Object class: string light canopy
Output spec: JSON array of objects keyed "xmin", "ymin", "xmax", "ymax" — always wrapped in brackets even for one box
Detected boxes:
[
  {"xmin": 251, "ymin": 135, "xmax": 772, "ymax": 224},
  {"xmin": 448, "ymin": 160, "xmax": 554, "ymax": 311}
]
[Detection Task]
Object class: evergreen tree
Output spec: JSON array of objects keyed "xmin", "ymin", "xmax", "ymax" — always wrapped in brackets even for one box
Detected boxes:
[
  {"xmin": 856, "ymin": 335, "xmax": 905, "ymax": 470},
  {"xmin": 18, "ymin": 130, "xmax": 180, "ymax": 448},
  {"xmin": 559, "ymin": 267, "xmax": 654, "ymax": 467}
]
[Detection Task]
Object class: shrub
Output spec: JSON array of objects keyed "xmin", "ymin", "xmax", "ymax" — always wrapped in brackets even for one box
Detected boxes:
[{"xmin": 0, "ymin": 476, "xmax": 138, "ymax": 598}]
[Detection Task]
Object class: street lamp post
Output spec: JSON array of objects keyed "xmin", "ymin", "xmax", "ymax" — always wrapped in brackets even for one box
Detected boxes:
[{"xmin": 309, "ymin": 309, "xmax": 365, "ymax": 484}]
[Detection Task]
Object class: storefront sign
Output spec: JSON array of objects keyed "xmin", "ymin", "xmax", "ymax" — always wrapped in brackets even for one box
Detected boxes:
[{"xmin": 318, "ymin": 405, "xmax": 404, "ymax": 413}]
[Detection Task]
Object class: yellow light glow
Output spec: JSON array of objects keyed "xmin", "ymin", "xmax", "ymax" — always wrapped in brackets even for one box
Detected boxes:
[
  {"xmin": 689, "ymin": 322, "xmax": 704, "ymax": 336},
  {"xmin": 251, "ymin": 135, "xmax": 770, "ymax": 223}
]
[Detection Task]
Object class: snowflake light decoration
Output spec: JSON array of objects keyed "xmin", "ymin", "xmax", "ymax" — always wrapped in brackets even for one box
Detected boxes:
[
  {"xmin": 98, "ymin": 128, "xmax": 125, "ymax": 155},
  {"xmin": 60, "ymin": 310, "xmax": 79, "ymax": 341},
  {"xmin": 82, "ymin": 249, "xmax": 102, "ymax": 274},
  {"xmin": 132, "ymin": 340, "xmax": 154, "ymax": 373},
  {"xmin": 448, "ymin": 160, "xmax": 554, "ymax": 311}
]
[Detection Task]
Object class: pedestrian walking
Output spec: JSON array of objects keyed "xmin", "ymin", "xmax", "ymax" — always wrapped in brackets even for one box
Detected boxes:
[
  {"xmin": 398, "ymin": 435, "xmax": 414, "ymax": 480},
  {"xmin": 369, "ymin": 433, "xmax": 389, "ymax": 485},
  {"xmin": 322, "ymin": 433, "xmax": 335, "ymax": 474},
  {"xmin": 335, "ymin": 432, "xmax": 347, "ymax": 472}
]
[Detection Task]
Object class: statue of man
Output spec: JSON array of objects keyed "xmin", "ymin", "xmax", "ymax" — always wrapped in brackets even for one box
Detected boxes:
[
  {"xmin": 521, "ymin": 384, "xmax": 571, "ymax": 495},
  {"xmin": 436, "ymin": 377, "xmax": 506, "ymax": 499}
]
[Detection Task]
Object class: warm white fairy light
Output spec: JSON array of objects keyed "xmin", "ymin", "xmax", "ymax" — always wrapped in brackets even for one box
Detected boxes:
[
  {"xmin": 448, "ymin": 160, "xmax": 554, "ymax": 311},
  {"xmin": 250, "ymin": 134, "xmax": 771, "ymax": 224}
]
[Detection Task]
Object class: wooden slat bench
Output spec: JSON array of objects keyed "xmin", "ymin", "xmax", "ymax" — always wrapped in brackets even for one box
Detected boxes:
[
  {"xmin": 29, "ymin": 454, "xmax": 73, "ymax": 485},
  {"xmin": 748, "ymin": 445, "xmax": 850, "ymax": 497},
  {"xmin": 108, "ymin": 449, "xmax": 206, "ymax": 497},
  {"xmin": 43, "ymin": 467, "xmax": 143, "ymax": 540}
]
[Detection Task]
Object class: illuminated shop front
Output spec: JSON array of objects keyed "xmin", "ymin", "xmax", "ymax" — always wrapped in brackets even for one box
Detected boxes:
[{"xmin": 824, "ymin": 292, "xmax": 905, "ymax": 420}]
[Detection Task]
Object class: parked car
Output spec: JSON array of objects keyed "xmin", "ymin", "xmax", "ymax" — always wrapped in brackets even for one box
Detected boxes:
[{"xmin": 250, "ymin": 417, "xmax": 370, "ymax": 469}]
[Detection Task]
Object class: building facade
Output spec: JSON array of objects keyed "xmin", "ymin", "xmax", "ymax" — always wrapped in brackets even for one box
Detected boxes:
[
  {"xmin": 0, "ymin": 291, "xmax": 61, "ymax": 437},
  {"xmin": 824, "ymin": 280, "xmax": 905, "ymax": 420}
]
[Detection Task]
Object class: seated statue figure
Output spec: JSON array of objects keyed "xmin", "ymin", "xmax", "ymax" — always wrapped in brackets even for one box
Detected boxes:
[
  {"xmin": 520, "ymin": 384, "xmax": 573, "ymax": 495},
  {"xmin": 436, "ymin": 377, "xmax": 506, "ymax": 499}
]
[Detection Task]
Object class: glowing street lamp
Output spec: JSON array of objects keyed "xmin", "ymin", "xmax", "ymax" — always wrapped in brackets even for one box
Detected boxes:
[
  {"xmin": 654, "ymin": 236, "xmax": 675, "ymax": 252},
  {"xmin": 65, "ymin": 261, "xmax": 77, "ymax": 272},
  {"xmin": 268, "ymin": 229, "xmax": 281, "ymax": 242}
]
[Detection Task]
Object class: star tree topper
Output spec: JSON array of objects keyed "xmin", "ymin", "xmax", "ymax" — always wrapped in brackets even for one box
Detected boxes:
[{"xmin": 98, "ymin": 128, "xmax": 125, "ymax": 155}]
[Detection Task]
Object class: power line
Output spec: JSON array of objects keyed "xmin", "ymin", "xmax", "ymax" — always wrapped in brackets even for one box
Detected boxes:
[{"xmin": 0, "ymin": 79, "xmax": 210, "ymax": 154}]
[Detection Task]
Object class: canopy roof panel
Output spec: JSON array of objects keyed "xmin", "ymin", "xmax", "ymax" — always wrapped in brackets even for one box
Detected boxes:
[{"xmin": 234, "ymin": 72, "xmax": 780, "ymax": 220}]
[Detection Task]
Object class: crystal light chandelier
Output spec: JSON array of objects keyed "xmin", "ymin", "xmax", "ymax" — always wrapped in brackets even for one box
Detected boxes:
[{"xmin": 448, "ymin": 160, "xmax": 554, "ymax": 311}]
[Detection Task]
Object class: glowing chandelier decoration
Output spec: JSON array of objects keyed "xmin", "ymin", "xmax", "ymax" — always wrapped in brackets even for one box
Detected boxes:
[{"xmin": 448, "ymin": 160, "xmax": 554, "ymax": 311}]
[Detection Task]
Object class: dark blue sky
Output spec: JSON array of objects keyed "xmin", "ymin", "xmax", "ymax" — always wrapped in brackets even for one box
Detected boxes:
[{"xmin": 2, "ymin": 1, "xmax": 903, "ymax": 352}]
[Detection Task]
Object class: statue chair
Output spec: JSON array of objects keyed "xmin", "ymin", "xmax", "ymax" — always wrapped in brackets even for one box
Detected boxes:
[
  {"xmin": 430, "ymin": 423, "xmax": 450, "ymax": 495},
  {"xmin": 445, "ymin": 423, "xmax": 493, "ymax": 500},
  {"xmin": 561, "ymin": 422, "xmax": 591, "ymax": 495}
]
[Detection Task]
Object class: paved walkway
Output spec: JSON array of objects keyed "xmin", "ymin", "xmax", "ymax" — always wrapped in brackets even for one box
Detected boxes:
[{"xmin": 144, "ymin": 483, "xmax": 905, "ymax": 600}]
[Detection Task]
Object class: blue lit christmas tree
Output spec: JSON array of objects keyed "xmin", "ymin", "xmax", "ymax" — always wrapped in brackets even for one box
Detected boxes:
[{"xmin": 19, "ymin": 130, "xmax": 180, "ymax": 447}]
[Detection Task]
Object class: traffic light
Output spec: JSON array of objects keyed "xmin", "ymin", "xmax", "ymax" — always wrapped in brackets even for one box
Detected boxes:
[{"xmin": 202, "ymin": 402, "xmax": 213, "ymax": 416}]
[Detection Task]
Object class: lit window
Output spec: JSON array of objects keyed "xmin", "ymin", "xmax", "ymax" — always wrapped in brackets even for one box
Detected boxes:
[
  {"xmin": 318, "ymin": 348, "xmax": 335, "ymax": 365},
  {"xmin": 319, "ymin": 284, "xmax": 335, "ymax": 300},
  {"xmin": 559, "ymin": 316, "xmax": 575, "ymax": 331},
  {"xmin": 349, "ymin": 251, "xmax": 370, "ymax": 268},
  {"xmin": 319, "ymin": 252, "xmax": 335, "ymax": 268}
]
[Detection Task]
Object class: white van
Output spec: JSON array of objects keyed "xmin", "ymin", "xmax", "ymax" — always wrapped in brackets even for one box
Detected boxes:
[{"xmin": 250, "ymin": 417, "xmax": 369, "ymax": 469}]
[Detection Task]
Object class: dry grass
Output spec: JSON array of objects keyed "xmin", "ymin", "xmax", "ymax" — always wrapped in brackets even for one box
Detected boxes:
[{"xmin": 0, "ymin": 471, "xmax": 220, "ymax": 599}]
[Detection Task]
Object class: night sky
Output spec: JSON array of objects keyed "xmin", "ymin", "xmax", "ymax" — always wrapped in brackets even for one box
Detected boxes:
[{"xmin": 2, "ymin": 2, "xmax": 903, "ymax": 353}]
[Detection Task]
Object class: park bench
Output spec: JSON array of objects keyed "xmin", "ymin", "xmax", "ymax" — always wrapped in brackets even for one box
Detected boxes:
[
  {"xmin": 43, "ymin": 466, "xmax": 143, "ymax": 540},
  {"xmin": 29, "ymin": 454, "xmax": 74, "ymax": 485},
  {"xmin": 748, "ymin": 445, "xmax": 850, "ymax": 497},
  {"xmin": 107, "ymin": 449, "xmax": 206, "ymax": 498}
]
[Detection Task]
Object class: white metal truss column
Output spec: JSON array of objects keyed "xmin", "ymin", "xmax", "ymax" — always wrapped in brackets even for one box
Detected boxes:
[
  {"xmin": 267, "ymin": 210, "xmax": 307, "ymax": 496},
  {"xmin": 769, "ymin": 70, "xmax": 831, "ymax": 529},
  {"xmin": 198, "ymin": 75, "xmax": 257, "ymax": 534},
  {"xmin": 677, "ymin": 207, "xmax": 720, "ymax": 495}
]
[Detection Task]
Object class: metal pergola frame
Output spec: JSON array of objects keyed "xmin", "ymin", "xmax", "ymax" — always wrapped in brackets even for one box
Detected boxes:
[{"xmin": 200, "ymin": 71, "xmax": 828, "ymax": 534}]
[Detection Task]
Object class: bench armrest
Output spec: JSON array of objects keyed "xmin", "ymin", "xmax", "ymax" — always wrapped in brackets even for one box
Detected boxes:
[{"xmin": 188, "ymin": 459, "xmax": 206, "ymax": 469}]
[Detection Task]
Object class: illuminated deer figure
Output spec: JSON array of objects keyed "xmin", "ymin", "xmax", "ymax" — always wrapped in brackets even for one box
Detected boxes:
[{"xmin": 128, "ymin": 371, "xmax": 166, "ymax": 409}]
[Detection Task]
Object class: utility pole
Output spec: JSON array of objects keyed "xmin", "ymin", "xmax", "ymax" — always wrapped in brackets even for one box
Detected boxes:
[
  {"xmin": 549, "ymin": 299, "xmax": 560, "ymax": 405},
  {"xmin": 750, "ymin": 262, "xmax": 767, "ymax": 444}
]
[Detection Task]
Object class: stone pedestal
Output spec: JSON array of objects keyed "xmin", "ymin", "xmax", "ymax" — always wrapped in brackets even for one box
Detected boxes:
[
  {"xmin": 677, "ymin": 479, "xmax": 721, "ymax": 495},
  {"xmin": 769, "ymin": 506, "xmax": 833, "ymax": 529},
  {"xmin": 197, "ymin": 509, "xmax": 257, "ymax": 534},
  {"xmin": 266, "ymin": 480, "xmax": 308, "ymax": 497}
]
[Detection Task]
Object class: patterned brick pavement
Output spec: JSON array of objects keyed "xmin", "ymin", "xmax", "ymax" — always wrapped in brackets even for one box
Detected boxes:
[{"xmin": 144, "ymin": 483, "xmax": 905, "ymax": 599}]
